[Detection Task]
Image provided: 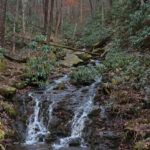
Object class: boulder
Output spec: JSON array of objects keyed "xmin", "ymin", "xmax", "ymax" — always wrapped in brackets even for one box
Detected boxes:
[
  {"xmin": 0, "ymin": 85, "xmax": 16, "ymax": 97},
  {"xmin": 61, "ymin": 53, "xmax": 83, "ymax": 67},
  {"xmin": 12, "ymin": 81, "xmax": 27, "ymax": 90},
  {"xmin": 76, "ymin": 52, "xmax": 92, "ymax": 61},
  {"xmin": 68, "ymin": 138, "xmax": 81, "ymax": 147}
]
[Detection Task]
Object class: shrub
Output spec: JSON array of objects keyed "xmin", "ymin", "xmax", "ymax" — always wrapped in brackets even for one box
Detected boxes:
[
  {"xmin": 77, "ymin": 12, "xmax": 111, "ymax": 47},
  {"xmin": 70, "ymin": 66, "xmax": 100, "ymax": 85},
  {"xmin": 27, "ymin": 56, "xmax": 55, "ymax": 85},
  {"xmin": 35, "ymin": 35, "xmax": 46, "ymax": 43},
  {"xmin": 0, "ymin": 47, "xmax": 5, "ymax": 59}
]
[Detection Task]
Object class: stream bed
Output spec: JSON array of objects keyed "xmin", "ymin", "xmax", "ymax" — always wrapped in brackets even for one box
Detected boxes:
[{"xmin": 8, "ymin": 75, "xmax": 121, "ymax": 150}]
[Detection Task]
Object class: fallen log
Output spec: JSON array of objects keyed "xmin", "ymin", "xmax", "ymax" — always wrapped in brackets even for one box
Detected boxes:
[
  {"xmin": 4, "ymin": 53, "xmax": 27, "ymax": 63},
  {"xmin": 92, "ymin": 36, "xmax": 111, "ymax": 49}
]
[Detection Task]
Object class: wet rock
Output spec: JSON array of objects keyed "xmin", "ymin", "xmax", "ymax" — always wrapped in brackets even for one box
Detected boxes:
[
  {"xmin": 54, "ymin": 83, "xmax": 67, "ymax": 90},
  {"xmin": 88, "ymin": 106, "xmax": 100, "ymax": 118},
  {"xmin": 0, "ymin": 85, "xmax": 16, "ymax": 97},
  {"xmin": 68, "ymin": 138, "xmax": 81, "ymax": 147},
  {"xmin": 61, "ymin": 53, "xmax": 83, "ymax": 67},
  {"xmin": 45, "ymin": 133, "xmax": 57, "ymax": 143},
  {"xmin": 98, "ymin": 131, "xmax": 121, "ymax": 140},
  {"xmin": 48, "ymin": 116, "xmax": 61, "ymax": 129}
]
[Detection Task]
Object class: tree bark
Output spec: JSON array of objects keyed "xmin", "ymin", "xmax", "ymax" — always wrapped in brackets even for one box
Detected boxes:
[
  {"xmin": 43, "ymin": 0, "xmax": 49, "ymax": 35},
  {"xmin": 55, "ymin": 0, "xmax": 63, "ymax": 38},
  {"xmin": 80, "ymin": 0, "xmax": 83, "ymax": 23},
  {"xmin": 21, "ymin": 0, "xmax": 27, "ymax": 35},
  {"xmin": 47, "ymin": 0, "xmax": 54, "ymax": 42},
  {"xmin": 89, "ymin": 0, "xmax": 93, "ymax": 16},
  {"xmin": 0, "ymin": 0, "xmax": 7, "ymax": 46},
  {"xmin": 12, "ymin": 0, "xmax": 19, "ymax": 53}
]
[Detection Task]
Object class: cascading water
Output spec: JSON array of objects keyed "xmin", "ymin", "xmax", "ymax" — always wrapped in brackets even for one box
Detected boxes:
[
  {"xmin": 25, "ymin": 94, "xmax": 47, "ymax": 144},
  {"xmin": 22, "ymin": 75, "xmax": 101, "ymax": 149},
  {"xmin": 53, "ymin": 79, "xmax": 101, "ymax": 149},
  {"xmin": 25, "ymin": 76, "xmax": 69, "ymax": 145}
]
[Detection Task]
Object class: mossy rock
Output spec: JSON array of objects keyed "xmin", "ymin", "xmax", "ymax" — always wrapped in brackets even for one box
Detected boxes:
[
  {"xmin": 125, "ymin": 118, "xmax": 150, "ymax": 138},
  {"xmin": 1, "ymin": 101, "xmax": 17, "ymax": 118},
  {"xmin": 76, "ymin": 52, "xmax": 92, "ymax": 61},
  {"xmin": 61, "ymin": 53, "xmax": 83, "ymax": 67},
  {"xmin": 0, "ymin": 144, "xmax": 5, "ymax": 150},
  {"xmin": 48, "ymin": 51, "xmax": 57, "ymax": 61},
  {"xmin": 0, "ymin": 59, "xmax": 7, "ymax": 72},
  {"xmin": 134, "ymin": 138, "xmax": 150, "ymax": 150},
  {"xmin": 0, "ymin": 85, "xmax": 16, "ymax": 97},
  {"xmin": 0, "ymin": 122, "xmax": 5, "ymax": 141},
  {"xmin": 12, "ymin": 81, "xmax": 27, "ymax": 90}
]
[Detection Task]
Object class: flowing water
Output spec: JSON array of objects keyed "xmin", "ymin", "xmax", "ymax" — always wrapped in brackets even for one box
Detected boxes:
[{"xmin": 9, "ymin": 75, "xmax": 101, "ymax": 150}]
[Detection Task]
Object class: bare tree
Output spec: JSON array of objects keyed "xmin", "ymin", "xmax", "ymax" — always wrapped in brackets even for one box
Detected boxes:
[
  {"xmin": 43, "ymin": 0, "xmax": 49, "ymax": 35},
  {"xmin": 47, "ymin": 0, "xmax": 54, "ymax": 42},
  {"xmin": 12, "ymin": 0, "xmax": 19, "ymax": 53},
  {"xmin": 21, "ymin": 0, "xmax": 28, "ymax": 35},
  {"xmin": 0, "ymin": 0, "xmax": 7, "ymax": 46}
]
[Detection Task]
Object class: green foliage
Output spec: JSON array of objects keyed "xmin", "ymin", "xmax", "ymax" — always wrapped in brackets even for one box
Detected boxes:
[
  {"xmin": 130, "ymin": 26, "xmax": 150, "ymax": 49},
  {"xmin": 0, "ymin": 122, "xmax": 5, "ymax": 141},
  {"xmin": 62, "ymin": 21, "xmax": 75, "ymax": 40},
  {"xmin": 1, "ymin": 101, "xmax": 17, "ymax": 118},
  {"xmin": 71, "ymin": 66, "xmax": 100, "ymax": 85},
  {"xmin": 77, "ymin": 13, "xmax": 111, "ymax": 47},
  {"xmin": 111, "ymin": 0, "xmax": 150, "ymax": 49},
  {"xmin": 28, "ymin": 41, "xmax": 38, "ymax": 50},
  {"xmin": 103, "ymin": 48, "xmax": 134, "ymax": 70},
  {"xmin": 27, "ymin": 55, "xmax": 55, "ymax": 85},
  {"xmin": 0, "ymin": 47, "xmax": 5, "ymax": 59},
  {"xmin": 35, "ymin": 35, "xmax": 46, "ymax": 43}
]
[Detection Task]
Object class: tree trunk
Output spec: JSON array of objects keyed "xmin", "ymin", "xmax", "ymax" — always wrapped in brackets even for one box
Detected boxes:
[
  {"xmin": 89, "ymin": 0, "xmax": 93, "ymax": 16},
  {"xmin": 55, "ymin": 0, "xmax": 63, "ymax": 38},
  {"xmin": 0, "ymin": 0, "xmax": 7, "ymax": 46},
  {"xmin": 12, "ymin": 0, "xmax": 19, "ymax": 53},
  {"xmin": 141, "ymin": 0, "xmax": 145, "ymax": 6},
  {"xmin": 21, "ymin": 0, "xmax": 27, "ymax": 35},
  {"xmin": 43, "ymin": 0, "xmax": 49, "ymax": 35},
  {"xmin": 47, "ymin": 0, "xmax": 54, "ymax": 42},
  {"xmin": 101, "ymin": 0, "xmax": 105, "ymax": 26},
  {"xmin": 80, "ymin": 0, "xmax": 83, "ymax": 23}
]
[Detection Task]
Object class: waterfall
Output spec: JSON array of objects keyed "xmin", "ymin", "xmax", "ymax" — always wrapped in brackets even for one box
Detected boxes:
[
  {"xmin": 25, "ymin": 76, "xmax": 69, "ymax": 144},
  {"xmin": 24, "ymin": 75, "xmax": 101, "ymax": 149},
  {"xmin": 53, "ymin": 78, "xmax": 101, "ymax": 149}
]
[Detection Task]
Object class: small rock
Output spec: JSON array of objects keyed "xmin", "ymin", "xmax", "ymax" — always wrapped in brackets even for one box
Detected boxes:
[
  {"xmin": 76, "ymin": 52, "xmax": 92, "ymax": 61},
  {"xmin": 88, "ymin": 106, "xmax": 100, "ymax": 118},
  {"xmin": 68, "ymin": 138, "xmax": 81, "ymax": 147},
  {"xmin": 0, "ymin": 85, "xmax": 16, "ymax": 97}
]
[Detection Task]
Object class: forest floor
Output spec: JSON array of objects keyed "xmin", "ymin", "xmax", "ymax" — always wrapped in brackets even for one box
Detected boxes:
[{"xmin": 0, "ymin": 42, "xmax": 150, "ymax": 150}]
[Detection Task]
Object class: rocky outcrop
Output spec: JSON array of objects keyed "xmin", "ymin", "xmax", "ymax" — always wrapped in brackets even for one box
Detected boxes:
[
  {"xmin": 0, "ymin": 85, "xmax": 16, "ymax": 97},
  {"xmin": 61, "ymin": 53, "xmax": 83, "ymax": 67}
]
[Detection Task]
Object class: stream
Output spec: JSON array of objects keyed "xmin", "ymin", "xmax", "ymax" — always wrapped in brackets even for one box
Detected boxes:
[{"xmin": 9, "ymin": 75, "xmax": 103, "ymax": 150}]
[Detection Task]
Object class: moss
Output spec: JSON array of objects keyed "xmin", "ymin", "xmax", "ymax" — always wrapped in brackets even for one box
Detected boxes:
[
  {"xmin": 0, "ymin": 59, "xmax": 6, "ymax": 72},
  {"xmin": 0, "ymin": 144, "xmax": 5, "ymax": 150},
  {"xmin": 1, "ymin": 101, "xmax": 17, "ymax": 118},
  {"xmin": 0, "ymin": 122, "xmax": 5, "ymax": 141},
  {"xmin": 0, "ymin": 86, "xmax": 16, "ymax": 97},
  {"xmin": 134, "ymin": 138, "xmax": 150, "ymax": 150}
]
